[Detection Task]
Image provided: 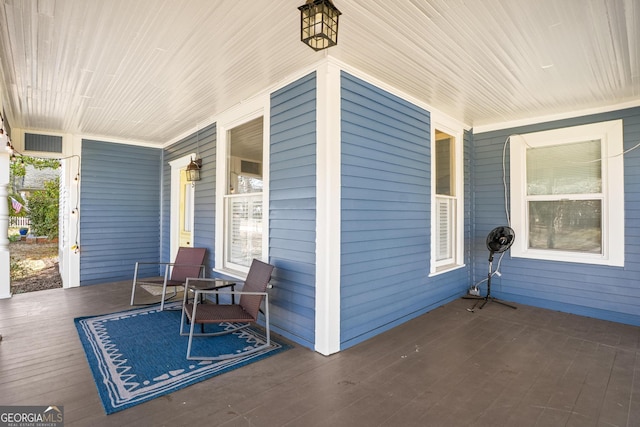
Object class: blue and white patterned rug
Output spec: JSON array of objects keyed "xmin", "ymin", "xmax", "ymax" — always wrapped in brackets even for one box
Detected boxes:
[{"xmin": 75, "ymin": 303, "xmax": 290, "ymax": 414}]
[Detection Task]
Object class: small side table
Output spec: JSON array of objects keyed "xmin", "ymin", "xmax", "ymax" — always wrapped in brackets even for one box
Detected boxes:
[{"xmin": 186, "ymin": 278, "xmax": 236, "ymax": 304}]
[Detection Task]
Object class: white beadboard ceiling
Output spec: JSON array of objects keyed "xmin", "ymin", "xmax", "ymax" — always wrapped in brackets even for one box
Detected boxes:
[{"xmin": 0, "ymin": 0, "xmax": 638, "ymax": 146}]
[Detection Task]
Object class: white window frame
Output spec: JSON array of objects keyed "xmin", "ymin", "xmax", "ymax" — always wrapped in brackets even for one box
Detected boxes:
[
  {"xmin": 430, "ymin": 119, "xmax": 464, "ymax": 275},
  {"xmin": 510, "ymin": 120, "xmax": 624, "ymax": 266},
  {"xmin": 215, "ymin": 96, "xmax": 270, "ymax": 276}
]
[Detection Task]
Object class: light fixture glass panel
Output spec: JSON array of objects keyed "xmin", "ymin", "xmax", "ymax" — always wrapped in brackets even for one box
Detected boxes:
[{"xmin": 299, "ymin": 0, "xmax": 341, "ymax": 51}]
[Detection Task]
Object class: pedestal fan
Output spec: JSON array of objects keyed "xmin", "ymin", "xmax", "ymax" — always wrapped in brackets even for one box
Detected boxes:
[{"xmin": 465, "ymin": 226, "xmax": 517, "ymax": 312}]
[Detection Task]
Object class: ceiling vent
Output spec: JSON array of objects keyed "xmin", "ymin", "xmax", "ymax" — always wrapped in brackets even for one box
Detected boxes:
[{"xmin": 25, "ymin": 133, "xmax": 63, "ymax": 153}]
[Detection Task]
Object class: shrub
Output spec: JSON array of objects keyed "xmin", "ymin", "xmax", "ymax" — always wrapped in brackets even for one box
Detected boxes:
[{"xmin": 28, "ymin": 177, "xmax": 59, "ymax": 239}]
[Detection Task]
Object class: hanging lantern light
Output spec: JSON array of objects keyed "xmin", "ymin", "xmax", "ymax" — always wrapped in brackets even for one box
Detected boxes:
[
  {"xmin": 298, "ymin": 0, "xmax": 341, "ymax": 51},
  {"xmin": 186, "ymin": 157, "xmax": 202, "ymax": 182}
]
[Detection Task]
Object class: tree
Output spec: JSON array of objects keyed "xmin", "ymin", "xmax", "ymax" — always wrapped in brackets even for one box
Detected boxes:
[
  {"xmin": 7, "ymin": 154, "xmax": 60, "ymax": 223},
  {"xmin": 27, "ymin": 177, "xmax": 59, "ymax": 239},
  {"xmin": 9, "ymin": 156, "xmax": 59, "ymax": 181}
]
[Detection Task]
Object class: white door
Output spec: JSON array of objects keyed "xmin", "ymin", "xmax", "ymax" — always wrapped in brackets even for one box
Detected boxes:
[
  {"xmin": 169, "ymin": 154, "xmax": 196, "ymax": 261},
  {"xmin": 179, "ymin": 168, "xmax": 194, "ymax": 247}
]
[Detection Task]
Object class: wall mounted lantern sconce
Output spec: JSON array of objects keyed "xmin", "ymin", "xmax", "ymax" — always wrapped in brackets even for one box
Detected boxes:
[
  {"xmin": 186, "ymin": 157, "xmax": 202, "ymax": 182},
  {"xmin": 187, "ymin": 125, "xmax": 203, "ymax": 182},
  {"xmin": 298, "ymin": 0, "xmax": 341, "ymax": 51}
]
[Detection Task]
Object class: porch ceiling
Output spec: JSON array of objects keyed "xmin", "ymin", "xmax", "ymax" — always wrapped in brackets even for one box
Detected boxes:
[{"xmin": 0, "ymin": 0, "xmax": 638, "ymax": 145}]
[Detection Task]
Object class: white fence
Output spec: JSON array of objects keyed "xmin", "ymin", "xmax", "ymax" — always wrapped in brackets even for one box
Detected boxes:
[{"xmin": 9, "ymin": 216, "xmax": 31, "ymax": 228}]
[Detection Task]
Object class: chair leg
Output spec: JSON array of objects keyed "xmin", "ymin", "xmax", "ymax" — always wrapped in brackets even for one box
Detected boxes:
[
  {"xmin": 264, "ymin": 295, "xmax": 270, "ymax": 347},
  {"xmin": 179, "ymin": 290, "xmax": 194, "ymax": 337},
  {"xmin": 130, "ymin": 263, "xmax": 140, "ymax": 306},
  {"xmin": 160, "ymin": 264, "xmax": 170, "ymax": 311},
  {"xmin": 185, "ymin": 301, "xmax": 199, "ymax": 359},
  {"xmin": 179, "ymin": 308, "xmax": 187, "ymax": 336}
]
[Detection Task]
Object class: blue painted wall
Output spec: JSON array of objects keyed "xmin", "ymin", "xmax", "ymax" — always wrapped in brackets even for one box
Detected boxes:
[
  {"xmin": 161, "ymin": 123, "xmax": 216, "ymax": 272},
  {"xmin": 472, "ymin": 107, "xmax": 640, "ymax": 325},
  {"xmin": 339, "ymin": 72, "xmax": 471, "ymax": 349},
  {"xmin": 80, "ymin": 140, "xmax": 161, "ymax": 285},
  {"xmin": 269, "ymin": 73, "xmax": 318, "ymax": 348},
  {"xmin": 76, "ymin": 69, "xmax": 640, "ymax": 353}
]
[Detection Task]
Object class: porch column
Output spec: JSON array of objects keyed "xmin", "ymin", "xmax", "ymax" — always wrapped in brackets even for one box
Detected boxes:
[
  {"xmin": 0, "ymin": 150, "xmax": 11, "ymax": 299},
  {"xmin": 315, "ymin": 59, "xmax": 341, "ymax": 355}
]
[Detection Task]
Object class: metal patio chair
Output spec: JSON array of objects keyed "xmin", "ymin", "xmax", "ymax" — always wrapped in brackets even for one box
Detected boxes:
[
  {"xmin": 130, "ymin": 247, "xmax": 207, "ymax": 311},
  {"xmin": 179, "ymin": 258, "xmax": 275, "ymax": 361}
]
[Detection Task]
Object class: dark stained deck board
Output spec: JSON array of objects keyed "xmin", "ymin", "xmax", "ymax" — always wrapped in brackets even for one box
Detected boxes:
[{"xmin": 1, "ymin": 281, "xmax": 639, "ymax": 426}]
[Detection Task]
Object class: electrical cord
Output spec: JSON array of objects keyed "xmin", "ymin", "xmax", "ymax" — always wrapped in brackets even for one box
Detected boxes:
[{"xmin": 471, "ymin": 128, "xmax": 640, "ymax": 294}]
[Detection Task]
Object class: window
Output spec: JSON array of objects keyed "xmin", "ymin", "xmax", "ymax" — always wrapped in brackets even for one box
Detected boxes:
[
  {"xmin": 182, "ymin": 182, "xmax": 193, "ymax": 233},
  {"xmin": 510, "ymin": 120, "xmax": 624, "ymax": 266},
  {"xmin": 431, "ymin": 124, "xmax": 464, "ymax": 274},
  {"xmin": 220, "ymin": 116, "xmax": 265, "ymax": 273}
]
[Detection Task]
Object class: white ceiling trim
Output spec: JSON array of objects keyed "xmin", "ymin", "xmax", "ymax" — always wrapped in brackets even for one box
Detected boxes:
[{"xmin": 473, "ymin": 98, "xmax": 640, "ymax": 134}]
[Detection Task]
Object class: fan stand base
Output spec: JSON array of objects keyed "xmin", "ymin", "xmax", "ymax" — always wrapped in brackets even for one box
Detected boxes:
[
  {"xmin": 463, "ymin": 294, "xmax": 517, "ymax": 312},
  {"xmin": 464, "ymin": 249, "xmax": 517, "ymax": 312}
]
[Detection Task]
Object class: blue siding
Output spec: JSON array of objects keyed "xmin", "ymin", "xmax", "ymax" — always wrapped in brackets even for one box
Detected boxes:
[
  {"xmin": 80, "ymin": 140, "xmax": 161, "ymax": 285},
  {"xmin": 269, "ymin": 73, "xmax": 317, "ymax": 349},
  {"xmin": 161, "ymin": 123, "xmax": 216, "ymax": 271},
  {"xmin": 473, "ymin": 107, "xmax": 640, "ymax": 325},
  {"xmin": 340, "ymin": 72, "xmax": 468, "ymax": 349}
]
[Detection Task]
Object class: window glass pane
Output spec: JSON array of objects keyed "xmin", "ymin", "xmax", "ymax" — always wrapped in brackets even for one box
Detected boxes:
[
  {"xmin": 528, "ymin": 200, "xmax": 602, "ymax": 253},
  {"xmin": 182, "ymin": 183, "xmax": 192, "ymax": 232},
  {"xmin": 435, "ymin": 197, "xmax": 455, "ymax": 262},
  {"xmin": 228, "ymin": 117, "xmax": 263, "ymax": 195},
  {"xmin": 224, "ymin": 116, "xmax": 263, "ymax": 271},
  {"xmin": 527, "ymin": 140, "xmax": 601, "ymax": 195},
  {"xmin": 236, "ymin": 175, "xmax": 263, "ymax": 194},
  {"xmin": 226, "ymin": 194, "xmax": 262, "ymax": 267},
  {"xmin": 435, "ymin": 131, "xmax": 454, "ymax": 196}
]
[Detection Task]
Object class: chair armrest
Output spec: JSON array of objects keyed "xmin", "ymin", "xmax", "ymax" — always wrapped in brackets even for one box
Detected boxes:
[
  {"xmin": 189, "ymin": 290, "xmax": 270, "ymax": 318},
  {"xmin": 184, "ymin": 278, "xmax": 236, "ymax": 292},
  {"xmin": 183, "ymin": 278, "xmax": 238, "ymax": 305},
  {"xmin": 190, "ymin": 290, "xmax": 268, "ymax": 310},
  {"xmin": 133, "ymin": 261, "xmax": 173, "ymax": 281},
  {"xmin": 167, "ymin": 262, "xmax": 206, "ymax": 269},
  {"xmin": 135, "ymin": 262, "xmax": 205, "ymax": 268},
  {"xmin": 134, "ymin": 261, "xmax": 174, "ymax": 266},
  {"xmin": 194, "ymin": 289, "xmax": 267, "ymax": 297}
]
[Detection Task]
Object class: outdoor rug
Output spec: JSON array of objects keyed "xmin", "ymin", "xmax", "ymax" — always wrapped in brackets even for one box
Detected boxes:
[{"xmin": 74, "ymin": 303, "xmax": 290, "ymax": 414}]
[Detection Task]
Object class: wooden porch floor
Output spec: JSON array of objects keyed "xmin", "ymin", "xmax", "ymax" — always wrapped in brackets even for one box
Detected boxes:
[{"xmin": 1, "ymin": 280, "xmax": 639, "ymax": 426}]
